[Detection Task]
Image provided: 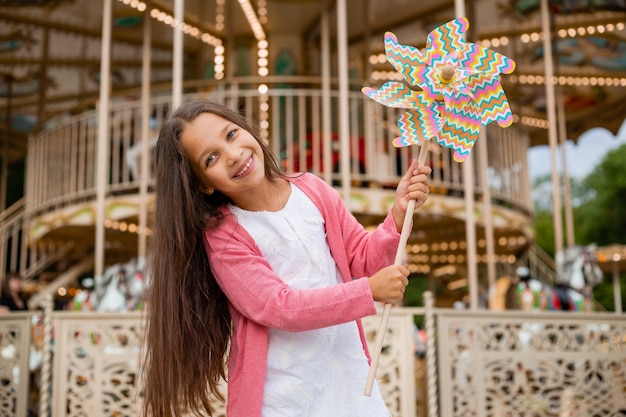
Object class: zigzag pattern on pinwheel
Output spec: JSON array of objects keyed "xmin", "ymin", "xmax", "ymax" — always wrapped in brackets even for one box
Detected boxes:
[
  {"xmin": 384, "ymin": 32, "xmax": 424, "ymax": 72},
  {"xmin": 361, "ymin": 82, "xmax": 423, "ymax": 109},
  {"xmin": 409, "ymin": 66, "xmax": 440, "ymax": 99},
  {"xmin": 480, "ymin": 98, "xmax": 513, "ymax": 127},
  {"xmin": 447, "ymin": 105, "xmax": 481, "ymax": 135},
  {"xmin": 437, "ymin": 102, "xmax": 481, "ymax": 162},
  {"xmin": 427, "ymin": 17, "xmax": 468, "ymax": 58},
  {"xmin": 438, "ymin": 123, "xmax": 480, "ymax": 163},
  {"xmin": 391, "ymin": 110, "xmax": 437, "ymax": 148},
  {"xmin": 468, "ymin": 76, "xmax": 513, "ymax": 126},
  {"xmin": 458, "ymin": 43, "xmax": 516, "ymax": 75},
  {"xmin": 393, "ymin": 116, "xmax": 422, "ymax": 148},
  {"xmin": 362, "ymin": 17, "xmax": 516, "ymax": 164},
  {"xmin": 393, "ymin": 135, "xmax": 421, "ymax": 148},
  {"xmin": 392, "ymin": 108, "xmax": 440, "ymax": 148},
  {"xmin": 453, "ymin": 145, "xmax": 475, "ymax": 163}
]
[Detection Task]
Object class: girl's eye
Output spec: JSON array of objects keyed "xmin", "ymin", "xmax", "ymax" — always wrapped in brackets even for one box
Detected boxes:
[
  {"xmin": 203, "ymin": 128, "xmax": 237, "ymax": 167},
  {"xmin": 205, "ymin": 153, "xmax": 217, "ymax": 167}
]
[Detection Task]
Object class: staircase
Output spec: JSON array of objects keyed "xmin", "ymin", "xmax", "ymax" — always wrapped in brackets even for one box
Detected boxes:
[
  {"xmin": 525, "ymin": 242, "xmax": 557, "ymax": 284},
  {"xmin": 0, "ymin": 197, "xmax": 74, "ymax": 286}
]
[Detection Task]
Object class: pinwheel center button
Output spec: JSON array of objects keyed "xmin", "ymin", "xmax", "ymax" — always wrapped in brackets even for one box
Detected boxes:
[{"xmin": 438, "ymin": 64, "xmax": 456, "ymax": 84}]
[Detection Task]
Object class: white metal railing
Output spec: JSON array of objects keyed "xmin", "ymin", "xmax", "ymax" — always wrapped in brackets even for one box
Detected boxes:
[
  {"xmin": 1, "ymin": 294, "xmax": 624, "ymax": 417},
  {"xmin": 25, "ymin": 77, "xmax": 532, "ymax": 219},
  {"xmin": 0, "ymin": 198, "xmax": 24, "ymax": 274}
]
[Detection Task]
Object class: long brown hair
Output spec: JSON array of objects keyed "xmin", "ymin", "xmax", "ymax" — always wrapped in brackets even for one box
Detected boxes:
[{"xmin": 141, "ymin": 100, "xmax": 284, "ymax": 417}]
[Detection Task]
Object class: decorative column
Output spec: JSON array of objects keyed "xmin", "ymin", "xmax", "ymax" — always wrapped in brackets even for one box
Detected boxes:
[
  {"xmin": 613, "ymin": 261, "xmax": 623, "ymax": 313},
  {"xmin": 138, "ymin": 0, "xmax": 152, "ymax": 262},
  {"xmin": 454, "ymin": 0, "xmax": 479, "ymax": 310},
  {"xmin": 424, "ymin": 291, "xmax": 439, "ymax": 417},
  {"xmin": 172, "ymin": 0, "xmax": 184, "ymax": 108},
  {"xmin": 541, "ymin": 0, "xmax": 564, "ymax": 255},
  {"xmin": 479, "ymin": 130, "xmax": 496, "ymax": 300},
  {"xmin": 321, "ymin": 0, "xmax": 332, "ymax": 184},
  {"xmin": 38, "ymin": 294, "xmax": 54, "ymax": 417},
  {"xmin": 95, "ymin": 0, "xmax": 112, "ymax": 285},
  {"xmin": 336, "ymin": 0, "xmax": 351, "ymax": 204},
  {"xmin": 557, "ymin": 86, "xmax": 575, "ymax": 247}
]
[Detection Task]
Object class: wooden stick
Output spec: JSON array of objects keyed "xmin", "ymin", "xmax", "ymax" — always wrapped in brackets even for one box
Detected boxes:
[{"xmin": 364, "ymin": 140, "xmax": 429, "ymax": 396}]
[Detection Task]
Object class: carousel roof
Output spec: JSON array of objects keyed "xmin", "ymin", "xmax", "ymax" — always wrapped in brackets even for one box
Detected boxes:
[
  {"xmin": 595, "ymin": 244, "xmax": 626, "ymax": 273},
  {"xmin": 1, "ymin": 0, "xmax": 625, "ymax": 164}
]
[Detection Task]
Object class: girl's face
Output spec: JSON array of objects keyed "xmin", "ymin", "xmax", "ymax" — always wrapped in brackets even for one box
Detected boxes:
[{"xmin": 181, "ymin": 112, "xmax": 266, "ymax": 200}]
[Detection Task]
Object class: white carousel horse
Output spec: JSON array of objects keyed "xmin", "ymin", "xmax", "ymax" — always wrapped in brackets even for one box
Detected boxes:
[
  {"xmin": 514, "ymin": 245, "xmax": 604, "ymax": 312},
  {"xmin": 73, "ymin": 257, "xmax": 146, "ymax": 312},
  {"xmin": 488, "ymin": 245, "xmax": 604, "ymax": 312},
  {"xmin": 555, "ymin": 244, "xmax": 603, "ymax": 290}
]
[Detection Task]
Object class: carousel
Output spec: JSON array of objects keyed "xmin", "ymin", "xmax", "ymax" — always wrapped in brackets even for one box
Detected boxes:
[
  {"xmin": 0, "ymin": 2, "xmax": 625, "ymax": 417},
  {"xmin": 0, "ymin": 0, "xmax": 625, "ymax": 311}
]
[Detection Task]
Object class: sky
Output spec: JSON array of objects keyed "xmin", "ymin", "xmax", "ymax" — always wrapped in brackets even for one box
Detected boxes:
[{"xmin": 527, "ymin": 118, "xmax": 626, "ymax": 181}]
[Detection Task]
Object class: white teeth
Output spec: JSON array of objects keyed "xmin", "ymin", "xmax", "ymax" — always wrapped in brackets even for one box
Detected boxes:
[{"xmin": 235, "ymin": 158, "xmax": 252, "ymax": 177}]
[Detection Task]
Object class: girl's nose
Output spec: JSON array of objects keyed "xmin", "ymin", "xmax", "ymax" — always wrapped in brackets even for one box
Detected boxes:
[{"xmin": 225, "ymin": 147, "xmax": 242, "ymax": 165}]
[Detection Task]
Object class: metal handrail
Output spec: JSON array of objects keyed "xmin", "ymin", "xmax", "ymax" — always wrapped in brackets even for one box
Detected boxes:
[{"xmin": 0, "ymin": 197, "xmax": 24, "ymax": 225}]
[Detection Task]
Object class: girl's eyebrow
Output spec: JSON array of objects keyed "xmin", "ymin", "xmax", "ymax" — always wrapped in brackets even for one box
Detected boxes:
[{"xmin": 222, "ymin": 123, "xmax": 235, "ymax": 134}]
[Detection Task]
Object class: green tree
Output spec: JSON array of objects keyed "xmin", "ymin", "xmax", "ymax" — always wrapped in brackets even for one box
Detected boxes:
[
  {"xmin": 531, "ymin": 173, "xmax": 589, "ymax": 258},
  {"xmin": 574, "ymin": 144, "xmax": 626, "ymax": 311},
  {"xmin": 574, "ymin": 144, "xmax": 626, "ymax": 245},
  {"xmin": 530, "ymin": 174, "xmax": 556, "ymax": 257},
  {"xmin": 531, "ymin": 144, "xmax": 626, "ymax": 311}
]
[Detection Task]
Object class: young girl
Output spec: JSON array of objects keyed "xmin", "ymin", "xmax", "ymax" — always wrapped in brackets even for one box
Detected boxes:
[{"xmin": 141, "ymin": 100, "xmax": 431, "ymax": 417}]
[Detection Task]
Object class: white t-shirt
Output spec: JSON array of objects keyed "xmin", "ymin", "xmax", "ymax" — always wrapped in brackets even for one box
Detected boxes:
[{"xmin": 230, "ymin": 183, "xmax": 390, "ymax": 417}]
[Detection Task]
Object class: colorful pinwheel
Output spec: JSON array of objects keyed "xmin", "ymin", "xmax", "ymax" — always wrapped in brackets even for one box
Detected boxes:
[
  {"xmin": 362, "ymin": 17, "xmax": 516, "ymax": 162},
  {"xmin": 362, "ymin": 17, "xmax": 516, "ymax": 396}
]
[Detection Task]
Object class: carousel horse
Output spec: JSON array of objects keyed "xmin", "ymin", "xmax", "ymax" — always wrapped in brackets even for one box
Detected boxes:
[
  {"xmin": 73, "ymin": 257, "xmax": 146, "ymax": 312},
  {"xmin": 555, "ymin": 244, "xmax": 603, "ymax": 290},
  {"xmin": 490, "ymin": 245, "xmax": 604, "ymax": 312},
  {"xmin": 515, "ymin": 271, "xmax": 589, "ymax": 311},
  {"xmin": 516, "ymin": 245, "xmax": 603, "ymax": 312}
]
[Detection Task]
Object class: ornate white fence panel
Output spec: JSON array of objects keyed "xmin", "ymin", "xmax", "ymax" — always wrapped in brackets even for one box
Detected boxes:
[
  {"xmin": 363, "ymin": 308, "xmax": 420, "ymax": 416},
  {"xmin": 45, "ymin": 310, "xmax": 417, "ymax": 417},
  {"xmin": 0, "ymin": 313, "xmax": 32, "ymax": 417},
  {"xmin": 50, "ymin": 313, "xmax": 145, "ymax": 417},
  {"xmin": 436, "ymin": 310, "xmax": 626, "ymax": 417},
  {"xmin": 4, "ymin": 305, "xmax": 626, "ymax": 417}
]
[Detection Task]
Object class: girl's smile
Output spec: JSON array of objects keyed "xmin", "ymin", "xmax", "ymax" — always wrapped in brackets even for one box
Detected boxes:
[{"xmin": 234, "ymin": 156, "xmax": 254, "ymax": 178}]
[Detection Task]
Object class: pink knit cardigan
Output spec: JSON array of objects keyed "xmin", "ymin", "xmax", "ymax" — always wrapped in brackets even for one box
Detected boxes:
[{"xmin": 203, "ymin": 173, "xmax": 401, "ymax": 417}]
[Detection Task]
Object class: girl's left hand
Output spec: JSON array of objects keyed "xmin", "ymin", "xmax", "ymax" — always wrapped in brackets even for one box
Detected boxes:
[{"xmin": 392, "ymin": 160, "xmax": 431, "ymax": 232}]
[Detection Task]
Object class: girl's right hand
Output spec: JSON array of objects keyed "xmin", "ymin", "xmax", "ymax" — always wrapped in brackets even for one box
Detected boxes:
[{"xmin": 368, "ymin": 265, "xmax": 410, "ymax": 304}]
